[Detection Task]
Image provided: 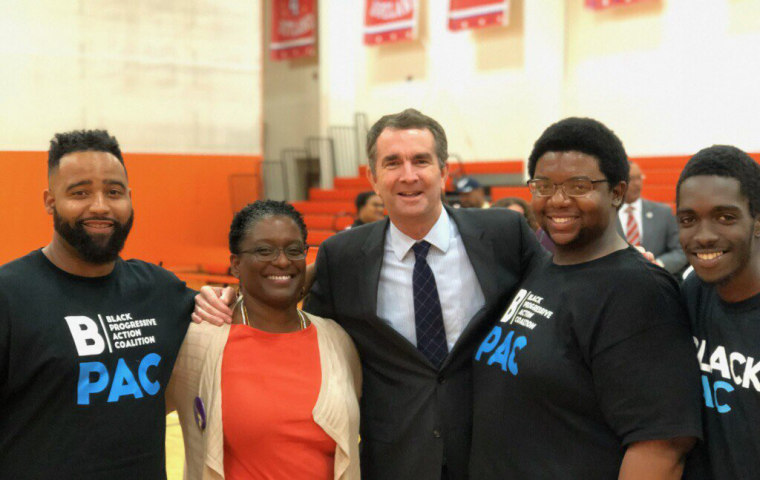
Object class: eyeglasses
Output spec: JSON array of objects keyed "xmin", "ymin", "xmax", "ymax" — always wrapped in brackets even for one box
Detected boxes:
[
  {"xmin": 527, "ymin": 178, "xmax": 609, "ymax": 198},
  {"xmin": 238, "ymin": 244, "xmax": 309, "ymax": 262}
]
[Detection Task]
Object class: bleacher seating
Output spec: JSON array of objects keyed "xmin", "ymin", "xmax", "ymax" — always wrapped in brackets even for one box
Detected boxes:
[{"xmin": 289, "ymin": 154, "xmax": 760, "ymax": 250}]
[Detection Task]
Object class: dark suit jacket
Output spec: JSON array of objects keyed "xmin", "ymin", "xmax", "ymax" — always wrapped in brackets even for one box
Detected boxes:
[
  {"xmin": 618, "ymin": 199, "xmax": 687, "ymax": 274},
  {"xmin": 304, "ymin": 206, "xmax": 542, "ymax": 480}
]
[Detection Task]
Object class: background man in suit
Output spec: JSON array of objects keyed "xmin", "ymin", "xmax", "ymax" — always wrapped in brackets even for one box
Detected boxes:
[
  {"xmin": 618, "ymin": 161, "xmax": 687, "ymax": 274},
  {"xmin": 304, "ymin": 109, "xmax": 541, "ymax": 479}
]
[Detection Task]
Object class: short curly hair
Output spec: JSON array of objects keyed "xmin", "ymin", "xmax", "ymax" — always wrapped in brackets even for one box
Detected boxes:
[
  {"xmin": 48, "ymin": 129, "xmax": 124, "ymax": 174},
  {"xmin": 229, "ymin": 200, "xmax": 308, "ymax": 254},
  {"xmin": 527, "ymin": 117, "xmax": 629, "ymax": 187},
  {"xmin": 677, "ymin": 145, "xmax": 760, "ymax": 217}
]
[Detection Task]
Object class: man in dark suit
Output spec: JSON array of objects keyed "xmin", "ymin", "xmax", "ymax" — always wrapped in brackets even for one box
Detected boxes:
[
  {"xmin": 304, "ymin": 109, "xmax": 541, "ymax": 479},
  {"xmin": 617, "ymin": 161, "xmax": 687, "ymax": 274}
]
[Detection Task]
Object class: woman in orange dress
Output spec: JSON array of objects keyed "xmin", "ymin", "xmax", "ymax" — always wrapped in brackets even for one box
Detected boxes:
[{"xmin": 167, "ymin": 200, "xmax": 361, "ymax": 480}]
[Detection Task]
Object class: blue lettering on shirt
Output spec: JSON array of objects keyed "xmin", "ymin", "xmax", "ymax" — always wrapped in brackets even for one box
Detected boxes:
[
  {"xmin": 475, "ymin": 325, "xmax": 527, "ymax": 376},
  {"xmin": 77, "ymin": 353, "xmax": 162, "ymax": 405}
]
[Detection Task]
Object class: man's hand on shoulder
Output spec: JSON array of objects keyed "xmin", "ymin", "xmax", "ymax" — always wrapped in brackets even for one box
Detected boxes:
[
  {"xmin": 192, "ymin": 286, "xmax": 236, "ymax": 325},
  {"xmin": 634, "ymin": 245, "xmax": 656, "ymax": 264}
]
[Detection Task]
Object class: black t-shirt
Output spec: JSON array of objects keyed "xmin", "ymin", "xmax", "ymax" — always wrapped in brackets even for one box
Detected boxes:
[
  {"xmin": 0, "ymin": 250, "xmax": 195, "ymax": 480},
  {"xmin": 682, "ymin": 275, "xmax": 760, "ymax": 480},
  {"xmin": 470, "ymin": 247, "xmax": 702, "ymax": 479}
]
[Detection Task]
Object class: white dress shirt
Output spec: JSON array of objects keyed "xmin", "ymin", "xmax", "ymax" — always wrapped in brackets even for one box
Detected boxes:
[
  {"xmin": 619, "ymin": 198, "xmax": 644, "ymax": 238},
  {"xmin": 376, "ymin": 209, "xmax": 486, "ymax": 351}
]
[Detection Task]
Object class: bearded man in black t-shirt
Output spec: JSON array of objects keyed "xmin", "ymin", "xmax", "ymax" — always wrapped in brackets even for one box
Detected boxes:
[
  {"xmin": 0, "ymin": 130, "xmax": 195, "ymax": 480},
  {"xmin": 676, "ymin": 145, "xmax": 760, "ymax": 480}
]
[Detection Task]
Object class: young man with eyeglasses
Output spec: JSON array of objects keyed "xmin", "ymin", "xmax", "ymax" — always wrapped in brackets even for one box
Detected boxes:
[{"xmin": 470, "ymin": 117, "xmax": 701, "ymax": 479}]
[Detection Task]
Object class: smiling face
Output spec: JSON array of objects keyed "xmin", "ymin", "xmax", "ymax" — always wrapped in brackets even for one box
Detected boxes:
[
  {"xmin": 368, "ymin": 127, "xmax": 448, "ymax": 239},
  {"xmin": 677, "ymin": 175, "xmax": 760, "ymax": 297},
  {"xmin": 231, "ymin": 216, "xmax": 306, "ymax": 310},
  {"xmin": 45, "ymin": 150, "xmax": 133, "ymax": 264},
  {"xmin": 532, "ymin": 151, "xmax": 626, "ymax": 263}
]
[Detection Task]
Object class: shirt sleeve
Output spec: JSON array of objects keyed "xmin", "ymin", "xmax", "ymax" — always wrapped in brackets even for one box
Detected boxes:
[
  {"xmin": 158, "ymin": 266, "xmax": 197, "ymax": 321},
  {"xmin": 585, "ymin": 269, "xmax": 703, "ymax": 445}
]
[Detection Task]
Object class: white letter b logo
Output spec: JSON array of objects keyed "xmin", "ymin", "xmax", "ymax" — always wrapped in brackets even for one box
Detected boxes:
[{"xmin": 65, "ymin": 316, "xmax": 105, "ymax": 356}]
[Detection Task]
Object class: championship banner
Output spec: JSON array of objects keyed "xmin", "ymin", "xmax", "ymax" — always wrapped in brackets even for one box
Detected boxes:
[
  {"xmin": 270, "ymin": 0, "xmax": 317, "ymax": 61},
  {"xmin": 585, "ymin": 0, "xmax": 651, "ymax": 10},
  {"xmin": 448, "ymin": 0, "xmax": 510, "ymax": 31},
  {"xmin": 364, "ymin": 0, "xmax": 417, "ymax": 46}
]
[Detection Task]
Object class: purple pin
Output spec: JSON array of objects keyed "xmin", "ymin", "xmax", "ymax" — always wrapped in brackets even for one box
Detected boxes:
[{"xmin": 194, "ymin": 396, "xmax": 207, "ymax": 431}]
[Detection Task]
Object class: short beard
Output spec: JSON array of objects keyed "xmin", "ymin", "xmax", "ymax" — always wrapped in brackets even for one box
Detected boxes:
[{"xmin": 53, "ymin": 209, "xmax": 134, "ymax": 264}]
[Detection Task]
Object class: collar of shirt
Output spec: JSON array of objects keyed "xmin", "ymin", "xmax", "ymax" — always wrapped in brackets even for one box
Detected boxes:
[
  {"xmin": 388, "ymin": 208, "xmax": 451, "ymax": 262},
  {"xmin": 620, "ymin": 198, "xmax": 643, "ymax": 219}
]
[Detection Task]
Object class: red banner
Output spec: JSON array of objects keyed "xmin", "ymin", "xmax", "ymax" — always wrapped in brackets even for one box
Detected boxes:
[
  {"xmin": 448, "ymin": 0, "xmax": 509, "ymax": 31},
  {"xmin": 364, "ymin": 0, "xmax": 417, "ymax": 46},
  {"xmin": 585, "ymin": 0, "xmax": 652, "ymax": 10},
  {"xmin": 270, "ymin": 0, "xmax": 317, "ymax": 61}
]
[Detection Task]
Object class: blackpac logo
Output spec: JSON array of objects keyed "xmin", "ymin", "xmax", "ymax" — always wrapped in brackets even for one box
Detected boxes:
[
  {"xmin": 65, "ymin": 316, "xmax": 107, "ymax": 356},
  {"xmin": 695, "ymin": 336, "xmax": 760, "ymax": 414},
  {"xmin": 474, "ymin": 289, "xmax": 554, "ymax": 375},
  {"xmin": 64, "ymin": 314, "xmax": 162, "ymax": 405}
]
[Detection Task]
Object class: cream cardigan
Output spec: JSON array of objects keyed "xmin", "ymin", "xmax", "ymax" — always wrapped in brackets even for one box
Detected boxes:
[{"xmin": 166, "ymin": 312, "xmax": 362, "ymax": 480}]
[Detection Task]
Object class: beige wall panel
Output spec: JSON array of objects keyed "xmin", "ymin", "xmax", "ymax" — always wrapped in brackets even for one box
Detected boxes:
[{"xmin": 0, "ymin": 0, "xmax": 262, "ymax": 154}]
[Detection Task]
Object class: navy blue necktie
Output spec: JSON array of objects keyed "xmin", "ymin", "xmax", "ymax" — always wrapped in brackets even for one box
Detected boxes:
[{"xmin": 412, "ymin": 241, "xmax": 448, "ymax": 367}]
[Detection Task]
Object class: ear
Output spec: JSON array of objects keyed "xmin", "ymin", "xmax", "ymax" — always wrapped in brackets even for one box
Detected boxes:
[
  {"xmin": 610, "ymin": 181, "xmax": 626, "ymax": 207},
  {"xmin": 366, "ymin": 165, "xmax": 380, "ymax": 196},
  {"xmin": 43, "ymin": 189, "xmax": 55, "ymax": 215},
  {"xmin": 230, "ymin": 254, "xmax": 241, "ymax": 279}
]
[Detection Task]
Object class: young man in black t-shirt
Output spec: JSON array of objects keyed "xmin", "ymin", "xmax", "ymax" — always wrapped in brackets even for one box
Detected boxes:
[
  {"xmin": 470, "ymin": 118, "xmax": 701, "ymax": 479},
  {"xmin": 676, "ymin": 145, "xmax": 760, "ymax": 480},
  {"xmin": 0, "ymin": 130, "xmax": 195, "ymax": 480}
]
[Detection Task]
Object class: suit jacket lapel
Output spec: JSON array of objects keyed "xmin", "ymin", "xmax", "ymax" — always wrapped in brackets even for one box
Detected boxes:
[
  {"xmin": 358, "ymin": 219, "xmax": 434, "ymax": 364},
  {"xmin": 448, "ymin": 207, "xmax": 499, "ymax": 302},
  {"xmin": 360, "ymin": 219, "xmax": 386, "ymax": 321},
  {"xmin": 444, "ymin": 207, "xmax": 501, "ymax": 364}
]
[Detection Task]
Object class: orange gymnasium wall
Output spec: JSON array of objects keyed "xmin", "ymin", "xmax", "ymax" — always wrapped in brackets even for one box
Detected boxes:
[{"xmin": 0, "ymin": 151, "xmax": 261, "ymax": 269}]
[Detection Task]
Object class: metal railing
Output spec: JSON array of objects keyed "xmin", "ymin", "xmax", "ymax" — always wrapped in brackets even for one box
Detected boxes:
[
  {"xmin": 261, "ymin": 112, "xmax": 372, "ymax": 201},
  {"xmin": 261, "ymin": 160, "xmax": 289, "ymax": 200}
]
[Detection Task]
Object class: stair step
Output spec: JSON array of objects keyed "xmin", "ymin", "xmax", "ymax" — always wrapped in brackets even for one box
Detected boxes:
[
  {"xmin": 309, "ymin": 187, "xmax": 367, "ymax": 201},
  {"xmin": 292, "ymin": 201, "xmax": 355, "ymax": 215},
  {"xmin": 308, "ymin": 229, "xmax": 337, "ymax": 246},
  {"xmin": 334, "ymin": 177, "xmax": 372, "ymax": 189},
  {"xmin": 303, "ymin": 214, "xmax": 355, "ymax": 231}
]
